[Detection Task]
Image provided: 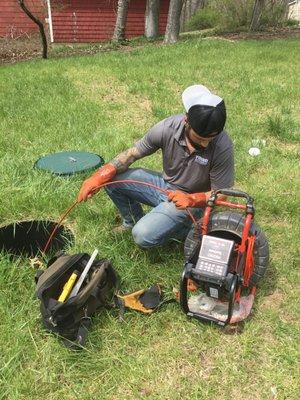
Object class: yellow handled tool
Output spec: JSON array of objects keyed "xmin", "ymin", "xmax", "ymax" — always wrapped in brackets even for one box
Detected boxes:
[{"xmin": 58, "ymin": 270, "xmax": 79, "ymax": 302}]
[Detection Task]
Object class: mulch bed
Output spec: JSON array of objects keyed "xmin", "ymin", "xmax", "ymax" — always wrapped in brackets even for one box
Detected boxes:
[
  {"xmin": 1, "ymin": 27, "xmax": 299, "ymax": 65},
  {"xmin": 0, "ymin": 33, "xmax": 42, "ymax": 64}
]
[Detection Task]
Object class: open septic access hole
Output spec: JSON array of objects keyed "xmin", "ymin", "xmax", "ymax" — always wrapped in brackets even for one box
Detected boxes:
[{"xmin": 0, "ymin": 220, "xmax": 74, "ymax": 257}]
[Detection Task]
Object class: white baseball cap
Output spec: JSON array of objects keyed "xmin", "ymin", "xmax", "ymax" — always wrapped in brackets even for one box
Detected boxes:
[{"xmin": 182, "ymin": 84, "xmax": 223, "ymax": 112}]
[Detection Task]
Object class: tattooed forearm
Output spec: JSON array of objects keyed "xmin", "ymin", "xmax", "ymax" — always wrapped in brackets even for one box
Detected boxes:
[{"xmin": 110, "ymin": 146, "xmax": 143, "ymax": 173}]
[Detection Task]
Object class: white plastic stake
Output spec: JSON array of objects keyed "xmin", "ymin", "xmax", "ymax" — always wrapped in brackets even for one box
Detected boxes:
[{"xmin": 46, "ymin": 0, "xmax": 54, "ymax": 43}]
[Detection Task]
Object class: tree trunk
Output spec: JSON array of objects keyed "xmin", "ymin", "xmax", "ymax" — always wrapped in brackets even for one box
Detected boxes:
[
  {"xmin": 18, "ymin": 0, "xmax": 47, "ymax": 59},
  {"xmin": 250, "ymin": 0, "xmax": 265, "ymax": 31},
  {"xmin": 283, "ymin": 0, "xmax": 291, "ymax": 20},
  {"xmin": 145, "ymin": 0, "xmax": 160, "ymax": 39},
  {"xmin": 164, "ymin": 0, "xmax": 184, "ymax": 44},
  {"xmin": 112, "ymin": 0, "xmax": 129, "ymax": 42}
]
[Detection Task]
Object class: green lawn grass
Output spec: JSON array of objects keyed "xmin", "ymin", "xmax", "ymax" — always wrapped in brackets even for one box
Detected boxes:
[{"xmin": 0, "ymin": 37, "xmax": 299, "ymax": 400}]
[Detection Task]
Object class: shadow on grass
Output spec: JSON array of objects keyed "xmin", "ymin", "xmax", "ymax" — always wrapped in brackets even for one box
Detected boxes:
[
  {"xmin": 144, "ymin": 241, "xmax": 185, "ymax": 265},
  {"xmin": 258, "ymin": 259, "xmax": 279, "ymax": 297}
]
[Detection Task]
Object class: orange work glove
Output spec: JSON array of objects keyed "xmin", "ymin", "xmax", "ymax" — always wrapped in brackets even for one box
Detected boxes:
[
  {"xmin": 168, "ymin": 190, "xmax": 207, "ymax": 209},
  {"xmin": 77, "ymin": 163, "xmax": 117, "ymax": 203}
]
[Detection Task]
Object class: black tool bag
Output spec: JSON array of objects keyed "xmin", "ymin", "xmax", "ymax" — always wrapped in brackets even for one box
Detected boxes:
[{"xmin": 35, "ymin": 253, "xmax": 118, "ymax": 349}]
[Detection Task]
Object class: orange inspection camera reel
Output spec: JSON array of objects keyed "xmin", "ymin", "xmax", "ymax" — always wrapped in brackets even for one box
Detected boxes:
[{"xmin": 180, "ymin": 189, "xmax": 269, "ymax": 326}]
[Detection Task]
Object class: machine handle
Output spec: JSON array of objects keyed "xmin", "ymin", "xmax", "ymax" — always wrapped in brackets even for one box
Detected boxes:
[
  {"xmin": 214, "ymin": 188, "xmax": 252, "ymax": 202},
  {"xmin": 207, "ymin": 188, "xmax": 255, "ymax": 214}
]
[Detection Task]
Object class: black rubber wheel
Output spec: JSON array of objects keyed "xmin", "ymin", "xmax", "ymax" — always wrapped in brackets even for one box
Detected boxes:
[{"xmin": 184, "ymin": 211, "xmax": 269, "ymax": 288}]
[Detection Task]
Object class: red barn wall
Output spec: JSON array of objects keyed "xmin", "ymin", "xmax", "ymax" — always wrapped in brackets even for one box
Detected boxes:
[
  {"xmin": 0, "ymin": 0, "xmax": 45, "ymax": 37},
  {"xmin": 0, "ymin": 0, "xmax": 170, "ymax": 43},
  {"xmin": 52, "ymin": 0, "xmax": 169, "ymax": 43}
]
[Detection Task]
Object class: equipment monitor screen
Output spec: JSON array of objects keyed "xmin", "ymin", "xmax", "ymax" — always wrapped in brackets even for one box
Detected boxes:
[
  {"xmin": 195, "ymin": 235, "xmax": 235, "ymax": 279},
  {"xmin": 199, "ymin": 235, "xmax": 235, "ymax": 264}
]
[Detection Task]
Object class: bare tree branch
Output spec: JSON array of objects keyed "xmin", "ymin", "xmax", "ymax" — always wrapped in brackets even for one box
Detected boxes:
[{"xmin": 18, "ymin": 0, "xmax": 48, "ymax": 59}]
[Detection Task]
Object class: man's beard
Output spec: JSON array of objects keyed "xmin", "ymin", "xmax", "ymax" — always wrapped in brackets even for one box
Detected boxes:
[{"xmin": 185, "ymin": 128, "xmax": 203, "ymax": 151}]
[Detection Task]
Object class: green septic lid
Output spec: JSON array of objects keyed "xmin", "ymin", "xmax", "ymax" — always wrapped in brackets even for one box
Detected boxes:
[{"xmin": 34, "ymin": 151, "xmax": 104, "ymax": 176}]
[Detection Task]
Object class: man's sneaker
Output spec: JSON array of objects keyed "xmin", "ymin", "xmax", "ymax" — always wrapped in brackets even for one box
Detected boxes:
[{"xmin": 112, "ymin": 224, "xmax": 132, "ymax": 234}]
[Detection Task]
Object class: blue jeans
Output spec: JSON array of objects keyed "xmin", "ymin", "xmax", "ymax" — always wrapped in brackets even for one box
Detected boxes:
[{"xmin": 105, "ymin": 168, "xmax": 203, "ymax": 248}]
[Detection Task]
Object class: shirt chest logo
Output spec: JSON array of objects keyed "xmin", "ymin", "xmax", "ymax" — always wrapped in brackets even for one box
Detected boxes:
[{"xmin": 194, "ymin": 155, "xmax": 209, "ymax": 165}]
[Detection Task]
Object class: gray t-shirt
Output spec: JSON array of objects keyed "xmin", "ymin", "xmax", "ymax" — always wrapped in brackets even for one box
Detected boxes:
[{"xmin": 135, "ymin": 114, "xmax": 234, "ymax": 193}]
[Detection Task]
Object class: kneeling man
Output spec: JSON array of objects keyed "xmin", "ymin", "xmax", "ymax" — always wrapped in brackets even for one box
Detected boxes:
[{"xmin": 77, "ymin": 84, "xmax": 234, "ymax": 248}]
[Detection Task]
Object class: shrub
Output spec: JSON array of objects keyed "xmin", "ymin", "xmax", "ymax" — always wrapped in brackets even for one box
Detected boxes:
[
  {"xmin": 184, "ymin": 8, "xmax": 220, "ymax": 31},
  {"xmin": 284, "ymin": 18, "xmax": 299, "ymax": 27},
  {"xmin": 184, "ymin": 0, "xmax": 254, "ymax": 32},
  {"xmin": 184, "ymin": 0, "xmax": 295, "ymax": 33},
  {"xmin": 212, "ymin": 0, "xmax": 253, "ymax": 31},
  {"xmin": 260, "ymin": 0, "xmax": 292, "ymax": 28}
]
